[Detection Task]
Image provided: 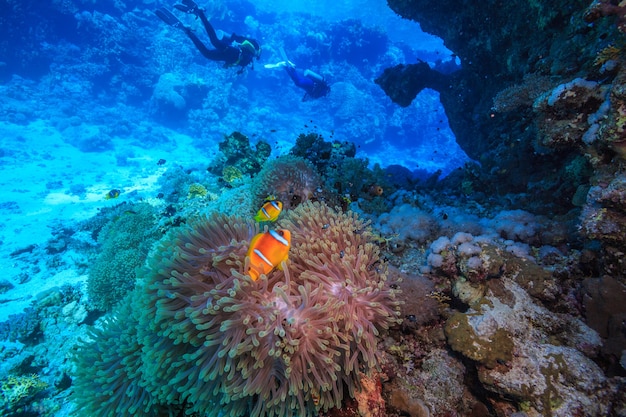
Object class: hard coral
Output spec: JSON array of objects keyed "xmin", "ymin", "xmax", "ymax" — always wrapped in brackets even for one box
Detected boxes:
[
  {"xmin": 72, "ymin": 202, "xmax": 400, "ymax": 417},
  {"xmin": 533, "ymin": 78, "xmax": 608, "ymax": 150},
  {"xmin": 207, "ymin": 131, "xmax": 271, "ymax": 178},
  {"xmin": 87, "ymin": 202, "xmax": 161, "ymax": 311},
  {"xmin": 0, "ymin": 374, "xmax": 48, "ymax": 411},
  {"xmin": 187, "ymin": 182, "xmax": 208, "ymax": 198},
  {"xmin": 253, "ymin": 155, "xmax": 322, "ymax": 209},
  {"xmin": 585, "ymin": 0, "xmax": 626, "ymax": 33}
]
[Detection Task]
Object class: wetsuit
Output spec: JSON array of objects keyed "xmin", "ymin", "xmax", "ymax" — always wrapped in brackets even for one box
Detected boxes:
[
  {"xmin": 183, "ymin": 10, "xmax": 259, "ymax": 69},
  {"xmin": 285, "ymin": 67, "xmax": 330, "ymax": 101}
]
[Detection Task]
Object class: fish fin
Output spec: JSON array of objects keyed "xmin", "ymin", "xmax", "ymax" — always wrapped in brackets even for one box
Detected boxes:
[
  {"xmin": 277, "ymin": 256, "xmax": 289, "ymax": 271},
  {"xmin": 247, "ymin": 233, "xmax": 263, "ymax": 256},
  {"xmin": 248, "ymin": 267, "xmax": 260, "ymax": 281}
]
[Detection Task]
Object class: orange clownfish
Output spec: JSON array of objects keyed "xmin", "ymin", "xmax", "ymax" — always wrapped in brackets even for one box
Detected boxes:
[
  {"xmin": 246, "ymin": 229, "xmax": 291, "ymax": 281},
  {"xmin": 254, "ymin": 199, "xmax": 283, "ymax": 222}
]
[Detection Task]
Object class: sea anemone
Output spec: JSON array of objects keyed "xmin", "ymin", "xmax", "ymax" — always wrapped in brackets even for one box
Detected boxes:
[
  {"xmin": 253, "ymin": 155, "xmax": 322, "ymax": 210},
  {"xmin": 72, "ymin": 202, "xmax": 400, "ymax": 417},
  {"xmin": 71, "ymin": 299, "xmax": 170, "ymax": 417}
]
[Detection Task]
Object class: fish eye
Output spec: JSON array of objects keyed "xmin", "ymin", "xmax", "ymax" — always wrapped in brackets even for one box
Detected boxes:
[{"xmin": 277, "ymin": 230, "xmax": 284, "ymax": 236}]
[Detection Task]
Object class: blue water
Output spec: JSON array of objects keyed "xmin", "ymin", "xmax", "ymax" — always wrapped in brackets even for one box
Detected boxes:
[{"xmin": 0, "ymin": 0, "xmax": 468, "ymax": 175}]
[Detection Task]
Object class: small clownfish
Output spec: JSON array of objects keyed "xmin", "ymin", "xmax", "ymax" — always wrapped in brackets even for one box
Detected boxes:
[
  {"xmin": 105, "ymin": 189, "xmax": 121, "ymax": 200},
  {"xmin": 254, "ymin": 199, "xmax": 283, "ymax": 222},
  {"xmin": 246, "ymin": 229, "xmax": 291, "ymax": 281}
]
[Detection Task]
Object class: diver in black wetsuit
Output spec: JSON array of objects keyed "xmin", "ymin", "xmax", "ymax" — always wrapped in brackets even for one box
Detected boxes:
[{"xmin": 156, "ymin": 0, "xmax": 261, "ymax": 73}]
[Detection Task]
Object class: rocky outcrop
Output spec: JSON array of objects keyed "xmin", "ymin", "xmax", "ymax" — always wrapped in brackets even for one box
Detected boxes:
[{"xmin": 377, "ymin": 0, "xmax": 619, "ymax": 213}]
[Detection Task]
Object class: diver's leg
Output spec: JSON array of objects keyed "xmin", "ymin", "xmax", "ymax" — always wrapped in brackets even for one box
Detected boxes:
[
  {"xmin": 285, "ymin": 67, "xmax": 312, "ymax": 89},
  {"xmin": 303, "ymin": 69, "xmax": 324, "ymax": 82},
  {"xmin": 196, "ymin": 10, "xmax": 228, "ymax": 49},
  {"xmin": 285, "ymin": 66, "xmax": 300, "ymax": 84},
  {"xmin": 173, "ymin": 0, "xmax": 226, "ymax": 49},
  {"xmin": 183, "ymin": 29, "xmax": 223, "ymax": 61}
]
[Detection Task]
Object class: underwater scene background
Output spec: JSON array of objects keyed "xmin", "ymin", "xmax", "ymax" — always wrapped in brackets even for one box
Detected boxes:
[{"xmin": 0, "ymin": 0, "xmax": 626, "ymax": 416}]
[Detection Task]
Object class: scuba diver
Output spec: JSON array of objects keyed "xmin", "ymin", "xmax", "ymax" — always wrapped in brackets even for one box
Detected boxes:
[
  {"xmin": 155, "ymin": 0, "xmax": 261, "ymax": 73},
  {"xmin": 265, "ymin": 49, "xmax": 331, "ymax": 101}
]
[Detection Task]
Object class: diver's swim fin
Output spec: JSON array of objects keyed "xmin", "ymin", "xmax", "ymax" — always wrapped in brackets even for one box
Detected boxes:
[
  {"xmin": 174, "ymin": 0, "xmax": 201, "ymax": 15},
  {"xmin": 155, "ymin": 8, "xmax": 185, "ymax": 28},
  {"xmin": 279, "ymin": 47, "xmax": 289, "ymax": 62},
  {"xmin": 278, "ymin": 47, "xmax": 296, "ymax": 68},
  {"xmin": 264, "ymin": 61, "xmax": 287, "ymax": 69}
]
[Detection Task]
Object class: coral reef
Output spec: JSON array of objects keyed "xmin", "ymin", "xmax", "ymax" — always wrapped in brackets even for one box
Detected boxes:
[
  {"xmin": 289, "ymin": 132, "xmax": 356, "ymax": 174},
  {"xmin": 207, "ymin": 131, "xmax": 272, "ymax": 180},
  {"xmin": 0, "ymin": 373, "xmax": 48, "ymax": 414},
  {"xmin": 406, "ymin": 224, "xmax": 626, "ymax": 415},
  {"xmin": 6, "ymin": 1, "xmax": 626, "ymax": 416},
  {"xmin": 580, "ymin": 172, "xmax": 626, "ymax": 278},
  {"xmin": 86, "ymin": 202, "xmax": 161, "ymax": 311},
  {"xmin": 187, "ymin": 182, "xmax": 208, "ymax": 199},
  {"xmin": 581, "ymin": 276, "xmax": 626, "ymax": 367},
  {"xmin": 222, "ymin": 165, "xmax": 244, "ymax": 185},
  {"xmin": 286, "ymin": 133, "xmax": 393, "ymax": 214},
  {"xmin": 491, "ymin": 73, "xmax": 557, "ymax": 114},
  {"xmin": 72, "ymin": 202, "xmax": 400, "ymax": 416},
  {"xmin": 324, "ymin": 157, "xmax": 393, "ymax": 214},
  {"xmin": 375, "ymin": 61, "xmax": 448, "ymax": 108},
  {"xmin": 533, "ymin": 77, "xmax": 609, "ymax": 150},
  {"xmin": 328, "ymin": 19, "xmax": 388, "ymax": 66},
  {"xmin": 445, "ymin": 277, "xmax": 622, "ymax": 417},
  {"xmin": 378, "ymin": 0, "xmax": 615, "ymax": 214},
  {"xmin": 588, "ymin": 66, "xmax": 626, "ymax": 159},
  {"xmin": 290, "ymin": 132, "xmax": 335, "ymax": 167},
  {"xmin": 585, "ymin": 0, "xmax": 626, "ymax": 33},
  {"xmin": 252, "ymin": 155, "xmax": 322, "ymax": 210}
]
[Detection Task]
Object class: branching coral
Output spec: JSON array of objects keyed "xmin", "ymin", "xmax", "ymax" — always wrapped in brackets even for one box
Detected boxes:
[
  {"xmin": 0, "ymin": 373, "xmax": 48, "ymax": 411},
  {"xmin": 72, "ymin": 202, "xmax": 400, "ymax": 417}
]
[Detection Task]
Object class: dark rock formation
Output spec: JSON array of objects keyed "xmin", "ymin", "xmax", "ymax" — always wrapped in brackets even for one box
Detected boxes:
[{"xmin": 377, "ymin": 0, "xmax": 617, "ymax": 214}]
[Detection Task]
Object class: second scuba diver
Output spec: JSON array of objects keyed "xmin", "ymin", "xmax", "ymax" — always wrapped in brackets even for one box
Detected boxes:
[{"xmin": 265, "ymin": 49, "xmax": 331, "ymax": 101}]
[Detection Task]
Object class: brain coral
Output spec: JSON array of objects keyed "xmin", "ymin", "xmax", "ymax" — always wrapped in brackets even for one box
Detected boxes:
[
  {"xmin": 253, "ymin": 155, "xmax": 322, "ymax": 210},
  {"xmin": 72, "ymin": 201, "xmax": 400, "ymax": 417}
]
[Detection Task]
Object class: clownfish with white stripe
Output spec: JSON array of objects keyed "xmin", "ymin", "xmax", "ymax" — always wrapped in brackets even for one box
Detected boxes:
[
  {"xmin": 246, "ymin": 229, "xmax": 291, "ymax": 281},
  {"xmin": 254, "ymin": 199, "xmax": 283, "ymax": 222}
]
